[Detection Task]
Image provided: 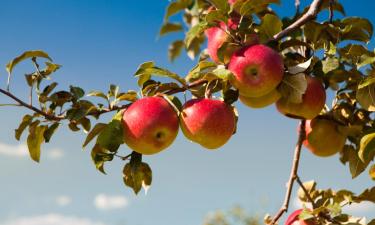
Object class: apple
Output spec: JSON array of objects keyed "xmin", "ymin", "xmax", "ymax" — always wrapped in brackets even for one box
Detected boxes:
[
  {"xmin": 228, "ymin": 44, "xmax": 284, "ymax": 97},
  {"xmin": 276, "ymin": 76, "xmax": 326, "ymax": 119},
  {"xmin": 122, "ymin": 96, "xmax": 179, "ymax": 155},
  {"xmin": 239, "ymin": 89, "xmax": 281, "ymax": 108},
  {"xmin": 303, "ymin": 119, "xmax": 346, "ymax": 157},
  {"xmin": 180, "ymin": 98, "xmax": 236, "ymax": 149},
  {"xmin": 285, "ymin": 209, "xmax": 316, "ymax": 225},
  {"xmin": 205, "ymin": 18, "xmax": 240, "ymax": 64}
]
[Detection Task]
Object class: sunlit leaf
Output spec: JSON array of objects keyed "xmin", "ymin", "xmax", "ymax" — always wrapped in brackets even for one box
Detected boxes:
[
  {"xmin": 15, "ymin": 115, "xmax": 33, "ymax": 141},
  {"xmin": 278, "ymin": 73, "xmax": 307, "ymax": 104},
  {"xmin": 83, "ymin": 123, "xmax": 107, "ymax": 148},
  {"xmin": 6, "ymin": 50, "xmax": 52, "ymax": 75},
  {"xmin": 27, "ymin": 121, "xmax": 47, "ymax": 163}
]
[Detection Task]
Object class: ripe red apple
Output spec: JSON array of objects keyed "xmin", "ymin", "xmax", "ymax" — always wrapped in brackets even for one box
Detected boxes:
[
  {"xmin": 285, "ymin": 209, "xmax": 316, "ymax": 225},
  {"xmin": 180, "ymin": 98, "xmax": 236, "ymax": 149},
  {"xmin": 276, "ymin": 76, "xmax": 326, "ymax": 119},
  {"xmin": 228, "ymin": 44, "xmax": 284, "ymax": 97},
  {"xmin": 122, "ymin": 96, "xmax": 179, "ymax": 155},
  {"xmin": 303, "ymin": 119, "xmax": 346, "ymax": 157},
  {"xmin": 205, "ymin": 19, "xmax": 240, "ymax": 64},
  {"xmin": 239, "ymin": 89, "xmax": 281, "ymax": 108}
]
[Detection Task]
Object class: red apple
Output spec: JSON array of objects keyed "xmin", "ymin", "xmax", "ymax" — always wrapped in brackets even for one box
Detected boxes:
[
  {"xmin": 228, "ymin": 44, "xmax": 284, "ymax": 97},
  {"xmin": 122, "ymin": 96, "xmax": 179, "ymax": 155},
  {"xmin": 239, "ymin": 89, "xmax": 281, "ymax": 108},
  {"xmin": 180, "ymin": 98, "xmax": 236, "ymax": 149},
  {"xmin": 303, "ymin": 119, "xmax": 346, "ymax": 157},
  {"xmin": 276, "ymin": 76, "xmax": 326, "ymax": 119},
  {"xmin": 285, "ymin": 209, "xmax": 316, "ymax": 225},
  {"xmin": 205, "ymin": 19, "xmax": 240, "ymax": 64}
]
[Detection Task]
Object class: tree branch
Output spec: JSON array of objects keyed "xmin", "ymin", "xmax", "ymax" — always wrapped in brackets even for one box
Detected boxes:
[
  {"xmin": 272, "ymin": 0, "xmax": 323, "ymax": 41},
  {"xmin": 0, "ymin": 88, "xmax": 64, "ymax": 121},
  {"xmin": 269, "ymin": 120, "xmax": 306, "ymax": 225}
]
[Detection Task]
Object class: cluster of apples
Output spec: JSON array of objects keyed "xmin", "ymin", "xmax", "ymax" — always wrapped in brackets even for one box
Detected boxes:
[
  {"xmin": 205, "ymin": 3, "xmax": 346, "ymax": 158},
  {"xmin": 122, "ymin": 96, "xmax": 236, "ymax": 155}
]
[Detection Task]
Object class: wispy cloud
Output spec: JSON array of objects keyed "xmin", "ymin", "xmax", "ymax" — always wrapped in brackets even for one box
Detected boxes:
[
  {"xmin": 94, "ymin": 194, "xmax": 129, "ymax": 211},
  {"xmin": 56, "ymin": 196, "xmax": 72, "ymax": 207},
  {"xmin": 0, "ymin": 142, "xmax": 64, "ymax": 160},
  {"xmin": 1, "ymin": 214, "xmax": 108, "ymax": 225}
]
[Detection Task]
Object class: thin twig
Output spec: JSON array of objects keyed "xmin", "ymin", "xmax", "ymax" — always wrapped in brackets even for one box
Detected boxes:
[
  {"xmin": 329, "ymin": 0, "xmax": 334, "ymax": 23},
  {"xmin": 295, "ymin": 0, "xmax": 301, "ymax": 15},
  {"xmin": 272, "ymin": 0, "xmax": 323, "ymax": 41},
  {"xmin": 295, "ymin": 175, "xmax": 317, "ymax": 208},
  {"xmin": 269, "ymin": 120, "xmax": 306, "ymax": 225}
]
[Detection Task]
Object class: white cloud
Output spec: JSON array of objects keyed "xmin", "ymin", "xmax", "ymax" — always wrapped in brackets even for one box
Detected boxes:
[
  {"xmin": 94, "ymin": 194, "xmax": 129, "ymax": 211},
  {"xmin": 56, "ymin": 196, "xmax": 72, "ymax": 207},
  {"xmin": 0, "ymin": 142, "xmax": 64, "ymax": 160},
  {"xmin": 1, "ymin": 214, "xmax": 108, "ymax": 225}
]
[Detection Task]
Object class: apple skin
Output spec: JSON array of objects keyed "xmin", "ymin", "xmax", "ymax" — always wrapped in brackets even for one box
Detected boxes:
[
  {"xmin": 180, "ymin": 98, "xmax": 236, "ymax": 149},
  {"xmin": 122, "ymin": 96, "xmax": 179, "ymax": 155},
  {"xmin": 228, "ymin": 44, "xmax": 284, "ymax": 97},
  {"xmin": 303, "ymin": 119, "xmax": 346, "ymax": 157},
  {"xmin": 205, "ymin": 19, "xmax": 241, "ymax": 63},
  {"xmin": 276, "ymin": 76, "xmax": 326, "ymax": 119},
  {"xmin": 239, "ymin": 89, "xmax": 281, "ymax": 108},
  {"xmin": 285, "ymin": 209, "xmax": 316, "ymax": 225}
]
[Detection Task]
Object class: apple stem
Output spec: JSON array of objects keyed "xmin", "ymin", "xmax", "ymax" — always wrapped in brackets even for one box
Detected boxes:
[{"xmin": 269, "ymin": 119, "xmax": 306, "ymax": 225}]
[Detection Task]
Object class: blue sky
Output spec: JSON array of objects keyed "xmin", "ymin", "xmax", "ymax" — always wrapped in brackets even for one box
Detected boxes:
[{"xmin": 0, "ymin": 1, "xmax": 374, "ymax": 225}]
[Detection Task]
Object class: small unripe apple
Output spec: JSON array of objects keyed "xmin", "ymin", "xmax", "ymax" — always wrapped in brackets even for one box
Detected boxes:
[
  {"xmin": 276, "ymin": 76, "xmax": 326, "ymax": 119},
  {"xmin": 180, "ymin": 98, "xmax": 236, "ymax": 149},
  {"xmin": 303, "ymin": 119, "xmax": 346, "ymax": 157},
  {"xmin": 228, "ymin": 44, "xmax": 284, "ymax": 97},
  {"xmin": 122, "ymin": 96, "xmax": 179, "ymax": 155},
  {"xmin": 239, "ymin": 89, "xmax": 281, "ymax": 108},
  {"xmin": 285, "ymin": 209, "xmax": 316, "ymax": 225}
]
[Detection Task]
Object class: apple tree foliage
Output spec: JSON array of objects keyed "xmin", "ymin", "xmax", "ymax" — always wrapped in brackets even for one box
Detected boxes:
[{"xmin": 0, "ymin": 0, "xmax": 375, "ymax": 224}]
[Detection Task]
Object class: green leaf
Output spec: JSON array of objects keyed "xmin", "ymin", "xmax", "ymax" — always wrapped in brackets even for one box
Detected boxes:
[
  {"xmin": 355, "ymin": 187, "xmax": 375, "ymax": 203},
  {"xmin": 27, "ymin": 122, "xmax": 47, "ymax": 163},
  {"xmin": 83, "ymin": 123, "xmax": 107, "ymax": 148},
  {"xmin": 134, "ymin": 62, "xmax": 186, "ymax": 85},
  {"xmin": 278, "ymin": 73, "xmax": 307, "ymax": 104},
  {"xmin": 159, "ymin": 22, "xmax": 183, "ymax": 36},
  {"xmin": 91, "ymin": 144, "xmax": 114, "ymax": 174},
  {"xmin": 297, "ymin": 180, "xmax": 316, "ymax": 202},
  {"xmin": 347, "ymin": 145, "xmax": 369, "ymax": 179},
  {"xmin": 288, "ymin": 57, "xmax": 313, "ymax": 75},
  {"xmin": 6, "ymin": 50, "xmax": 52, "ymax": 75},
  {"xmin": 164, "ymin": 0, "xmax": 192, "ymax": 21},
  {"xmin": 259, "ymin": 14, "xmax": 282, "ymax": 41},
  {"xmin": 341, "ymin": 17, "xmax": 373, "ymax": 43},
  {"xmin": 168, "ymin": 40, "xmax": 184, "ymax": 62},
  {"xmin": 108, "ymin": 84, "xmax": 119, "ymax": 98},
  {"xmin": 238, "ymin": 0, "xmax": 280, "ymax": 16},
  {"xmin": 70, "ymin": 86, "xmax": 85, "ymax": 99},
  {"xmin": 96, "ymin": 114, "xmax": 123, "ymax": 152},
  {"xmin": 15, "ymin": 115, "xmax": 33, "ymax": 141},
  {"xmin": 185, "ymin": 21, "xmax": 208, "ymax": 48},
  {"xmin": 87, "ymin": 90, "xmax": 108, "ymax": 100},
  {"xmin": 322, "ymin": 57, "xmax": 340, "ymax": 74},
  {"xmin": 116, "ymin": 91, "xmax": 138, "ymax": 102},
  {"xmin": 205, "ymin": 9, "xmax": 228, "ymax": 25},
  {"xmin": 186, "ymin": 61, "xmax": 217, "ymax": 82},
  {"xmin": 358, "ymin": 133, "xmax": 375, "ymax": 163},
  {"xmin": 209, "ymin": 0, "xmax": 230, "ymax": 12},
  {"xmin": 356, "ymin": 81, "xmax": 375, "ymax": 112},
  {"xmin": 123, "ymin": 154, "xmax": 152, "ymax": 194},
  {"xmin": 43, "ymin": 123, "xmax": 60, "ymax": 143},
  {"xmin": 212, "ymin": 67, "xmax": 234, "ymax": 81}
]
